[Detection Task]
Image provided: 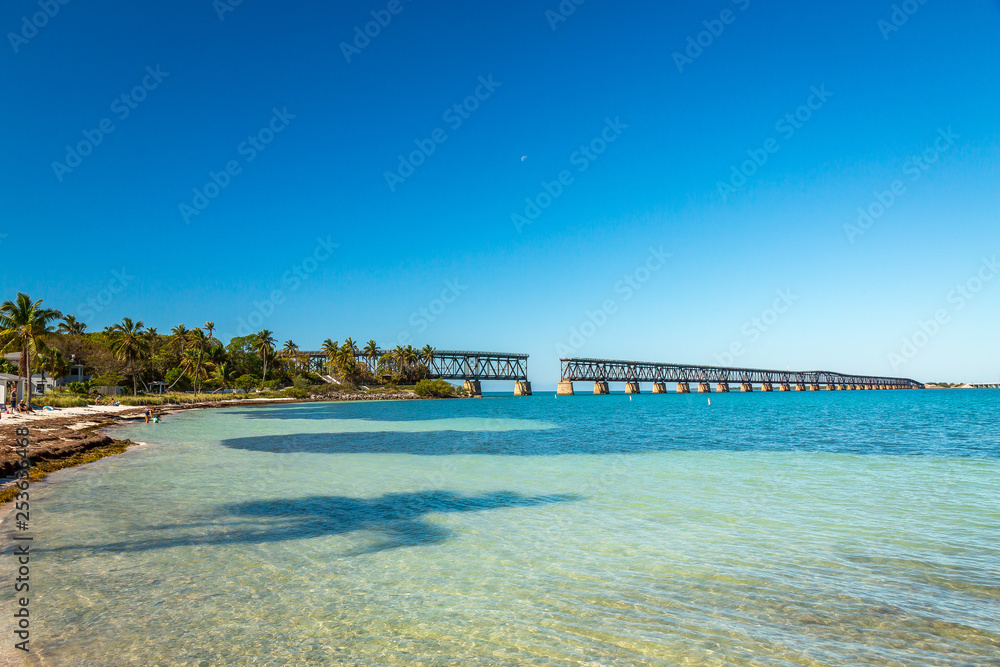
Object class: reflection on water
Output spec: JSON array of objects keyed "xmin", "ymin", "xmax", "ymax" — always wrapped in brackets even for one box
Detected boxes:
[{"xmin": 3, "ymin": 391, "xmax": 998, "ymax": 666}]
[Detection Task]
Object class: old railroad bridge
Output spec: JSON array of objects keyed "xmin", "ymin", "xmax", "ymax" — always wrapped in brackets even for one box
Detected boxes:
[
  {"xmin": 301, "ymin": 349, "xmax": 925, "ymax": 396},
  {"xmin": 557, "ymin": 357, "xmax": 924, "ymax": 394},
  {"xmin": 301, "ymin": 349, "xmax": 530, "ymax": 397}
]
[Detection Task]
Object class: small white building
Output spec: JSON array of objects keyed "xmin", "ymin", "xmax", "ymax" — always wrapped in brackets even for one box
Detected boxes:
[{"xmin": 0, "ymin": 374, "xmax": 27, "ymax": 407}]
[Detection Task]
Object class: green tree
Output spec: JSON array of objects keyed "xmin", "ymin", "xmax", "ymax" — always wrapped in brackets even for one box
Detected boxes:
[
  {"xmin": 189, "ymin": 327, "xmax": 209, "ymax": 393},
  {"xmin": 321, "ymin": 338, "xmax": 339, "ymax": 375},
  {"xmin": 0, "ymin": 293, "xmax": 62, "ymax": 407},
  {"xmin": 170, "ymin": 324, "xmax": 189, "ymax": 356},
  {"xmin": 212, "ymin": 362, "xmax": 233, "ymax": 392},
  {"xmin": 177, "ymin": 347, "xmax": 206, "ymax": 391},
  {"xmin": 57, "ymin": 314, "xmax": 87, "ymax": 335},
  {"xmin": 364, "ymin": 339, "xmax": 379, "ymax": 374},
  {"xmin": 107, "ymin": 317, "xmax": 147, "ymax": 395},
  {"xmin": 254, "ymin": 330, "xmax": 276, "ymax": 389}
]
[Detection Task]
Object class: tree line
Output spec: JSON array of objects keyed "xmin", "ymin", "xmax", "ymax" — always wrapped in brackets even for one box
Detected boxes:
[{"xmin": 0, "ymin": 293, "xmax": 438, "ymax": 404}]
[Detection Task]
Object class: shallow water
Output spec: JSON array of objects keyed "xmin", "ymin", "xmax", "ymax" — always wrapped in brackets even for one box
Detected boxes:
[{"xmin": 4, "ymin": 390, "xmax": 999, "ymax": 665}]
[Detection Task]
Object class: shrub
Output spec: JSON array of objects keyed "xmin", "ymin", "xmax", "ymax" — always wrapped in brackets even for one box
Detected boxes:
[
  {"xmin": 33, "ymin": 395, "xmax": 91, "ymax": 407},
  {"xmin": 234, "ymin": 374, "xmax": 260, "ymax": 391},
  {"xmin": 292, "ymin": 375, "xmax": 311, "ymax": 390},
  {"xmin": 67, "ymin": 381, "xmax": 93, "ymax": 395},
  {"xmin": 282, "ymin": 387, "xmax": 309, "ymax": 399},
  {"xmin": 414, "ymin": 379, "xmax": 456, "ymax": 398}
]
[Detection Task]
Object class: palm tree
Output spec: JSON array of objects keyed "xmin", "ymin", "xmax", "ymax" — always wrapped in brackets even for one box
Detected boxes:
[
  {"xmin": 321, "ymin": 338, "xmax": 339, "ymax": 375},
  {"xmin": 282, "ymin": 340, "xmax": 300, "ymax": 373},
  {"xmin": 254, "ymin": 330, "xmax": 276, "ymax": 389},
  {"xmin": 0, "ymin": 294, "xmax": 62, "ymax": 408},
  {"xmin": 343, "ymin": 337, "xmax": 358, "ymax": 356},
  {"xmin": 364, "ymin": 339, "xmax": 379, "ymax": 372},
  {"xmin": 392, "ymin": 345, "xmax": 406, "ymax": 376},
  {"xmin": 37, "ymin": 350, "xmax": 68, "ymax": 388},
  {"xmin": 421, "ymin": 344, "xmax": 435, "ymax": 365},
  {"xmin": 189, "ymin": 327, "xmax": 208, "ymax": 394},
  {"xmin": 107, "ymin": 317, "xmax": 146, "ymax": 395},
  {"xmin": 57, "ymin": 314, "xmax": 87, "ymax": 335},
  {"xmin": 170, "ymin": 324, "xmax": 189, "ymax": 355},
  {"xmin": 33, "ymin": 352, "xmax": 51, "ymax": 386},
  {"xmin": 212, "ymin": 362, "xmax": 233, "ymax": 392},
  {"xmin": 176, "ymin": 348, "xmax": 206, "ymax": 390},
  {"xmin": 336, "ymin": 347, "xmax": 357, "ymax": 378},
  {"xmin": 204, "ymin": 321, "xmax": 215, "ymax": 340}
]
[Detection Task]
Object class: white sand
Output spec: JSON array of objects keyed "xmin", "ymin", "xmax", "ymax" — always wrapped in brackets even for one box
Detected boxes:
[
  {"xmin": 0, "ymin": 403, "xmax": 140, "ymax": 424},
  {"xmin": 0, "ymin": 397, "xmax": 299, "ymax": 426}
]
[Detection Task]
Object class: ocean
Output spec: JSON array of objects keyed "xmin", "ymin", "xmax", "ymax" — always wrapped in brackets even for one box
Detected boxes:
[{"xmin": 6, "ymin": 390, "xmax": 999, "ymax": 665}]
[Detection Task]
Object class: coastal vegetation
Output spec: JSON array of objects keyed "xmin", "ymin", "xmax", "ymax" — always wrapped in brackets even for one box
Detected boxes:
[
  {"xmin": 414, "ymin": 379, "xmax": 458, "ymax": 397},
  {"xmin": 0, "ymin": 292, "xmax": 460, "ymax": 404}
]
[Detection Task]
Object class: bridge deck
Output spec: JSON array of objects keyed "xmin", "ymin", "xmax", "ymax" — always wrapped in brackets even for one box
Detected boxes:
[{"xmin": 560, "ymin": 357, "xmax": 923, "ymax": 388}]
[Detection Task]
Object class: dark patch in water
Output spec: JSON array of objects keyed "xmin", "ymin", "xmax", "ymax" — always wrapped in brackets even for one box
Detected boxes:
[{"xmin": 40, "ymin": 491, "xmax": 579, "ymax": 555}]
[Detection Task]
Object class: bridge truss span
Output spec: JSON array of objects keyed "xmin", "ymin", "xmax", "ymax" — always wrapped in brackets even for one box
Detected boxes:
[
  {"xmin": 300, "ymin": 349, "xmax": 530, "ymax": 396},
  {"xmin": 559, "ymin": 357, "xmax": 923, "ymax": 391}
]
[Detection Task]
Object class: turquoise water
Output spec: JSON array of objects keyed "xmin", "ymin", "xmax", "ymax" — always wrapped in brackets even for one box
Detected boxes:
[{"xmin": 5, "ymin": 390, "xmax": 1000, "ymax": 665}]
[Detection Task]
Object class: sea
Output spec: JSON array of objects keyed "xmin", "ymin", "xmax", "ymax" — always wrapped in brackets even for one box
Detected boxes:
[{"xmin": 3, "ymin": 389, "xmax": 999, "ymax": 666}]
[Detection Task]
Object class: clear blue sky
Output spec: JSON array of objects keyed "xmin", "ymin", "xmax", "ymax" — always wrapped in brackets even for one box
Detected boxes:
[{"xmin": 2, "ymin": 0, "xmax": 999, "ymax": 386}]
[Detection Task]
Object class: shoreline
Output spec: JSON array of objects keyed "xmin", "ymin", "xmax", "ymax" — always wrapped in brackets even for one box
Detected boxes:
[{"xmin": 0, "ymin": 390, "xmax": 437, "ymax": 502}]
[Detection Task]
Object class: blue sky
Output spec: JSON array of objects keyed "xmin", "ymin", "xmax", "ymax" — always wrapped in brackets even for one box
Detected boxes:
[{"xmin": 2, "ymin": 0, "xmax": 999, "ymax": 386}]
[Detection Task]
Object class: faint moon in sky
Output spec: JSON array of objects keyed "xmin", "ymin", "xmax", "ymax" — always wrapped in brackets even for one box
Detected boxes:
[{"xmin": 521, "ymin": 155, "xmax": 527, "ymax": 162}]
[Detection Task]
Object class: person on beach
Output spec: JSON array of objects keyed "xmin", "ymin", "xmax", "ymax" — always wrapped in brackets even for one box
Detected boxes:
[{"xmin": 144, "ymin": 409, "xmax": 151, "ymax": 424}]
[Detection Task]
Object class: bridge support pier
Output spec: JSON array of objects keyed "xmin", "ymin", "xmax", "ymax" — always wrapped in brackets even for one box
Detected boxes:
[
  {"xmin": 625, "ymin": 381, "xmax": 640, "ymax": 394},
  {"xmin": 761, "ymin": 383, "xmax": 774, "ymax": 392},
  {"xmin": 463, "ymin": 380, "xmax": 482, "ymax": 397},
  {"xmin": 697, "ymin": 382, "xmax": 711, "ymax": 393},
  {"xmin": 809, "ymin": 384, "xmax": 820, "ymax": 391},
  {"xmin": 677, "ymin": 382, "xmax": 691, "ymax": 393},
  {"xmin": 557, "ymin": 381, "xmax": 575, "ymax": 396},
  {"xmin": 837, "ymin": 384, "xmax": 847, "ymax": 391},
  {"xmin": 740, "ymin": 383, "xmax": 753, "ymax": 392},
  {"xmin": 593, "ymin": 381, "xmax": 609, "ymax": 395},
  {"xmin": 794, "ymin": 384, "xmax": 806, "ymax": 391},
  {"xmin": 779, "ymin": 383, "xmax": 790, "ymax": 391},
  {"xmin": 514, "ymin": 381, "xmax": 532, "ymax": 396},
  {"xmin": 825, "ymin": 384, "xmax": 835, "ymax": 391},
  {"xmin": 716, "ymin": 383, "xmax": 730, "ymax": 393},
  {"xmin": 652, "ymin": 382, "xmax": 667, "ymax": 394}
]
